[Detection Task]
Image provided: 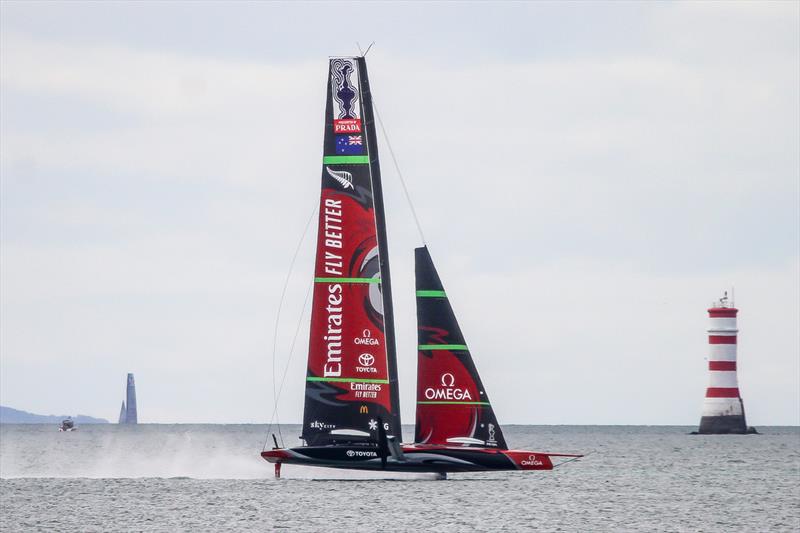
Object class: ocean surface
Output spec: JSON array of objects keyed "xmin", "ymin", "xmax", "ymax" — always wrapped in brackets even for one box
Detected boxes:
[{"xmin": 1, "ymin": 424, "xmax": 798, "ymax": 532}]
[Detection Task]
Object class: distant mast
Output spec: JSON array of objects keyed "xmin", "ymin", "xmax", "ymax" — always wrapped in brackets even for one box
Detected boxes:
[
  {"xmin": 118, "ymin": 401, "xmax": 126, "ymax": 424},
  {"xmin": 124, "ymin": 373, "xmax": 138, "ymax": 424},
  {"xmin": 696, "ymin": 292, "xmax": 756, "ymax": 434}
]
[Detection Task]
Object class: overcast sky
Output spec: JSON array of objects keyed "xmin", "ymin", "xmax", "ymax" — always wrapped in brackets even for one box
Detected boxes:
[{"xmin": 1, "ymin": 1, "xmax": 798, "ymax": 426}]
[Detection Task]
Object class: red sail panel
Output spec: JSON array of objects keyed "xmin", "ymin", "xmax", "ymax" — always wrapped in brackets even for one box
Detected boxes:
[
  {"xmin": 301, "ymin": 57, "xmax": 399, "ymax": 445},
  {"xmin": 416, "ymin": 345, "xmax": 486, "ymax": 445},
  {"xmin": 307, "ymin": 193, "xmax": 390, "ymax": 412}
]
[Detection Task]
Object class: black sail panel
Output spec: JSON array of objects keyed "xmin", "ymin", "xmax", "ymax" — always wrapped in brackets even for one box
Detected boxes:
[{"xmin": 414, "ymin": 246, "xmax": 508, "ymax": 449}]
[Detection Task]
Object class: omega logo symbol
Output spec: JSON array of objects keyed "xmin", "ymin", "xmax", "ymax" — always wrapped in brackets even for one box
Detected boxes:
[
  {"xmin": 521, "ymin": 454, "xmax": 543, "ymax": 466},
  {"xmin": 441, "ymin": 373, "xmax": 455, "ymax": 387},
  {"xmin": 423, "ymin": 373, "xmax": 472, "ymax": 401},
  {"xmin": 354, "ymin": 328, "xmax": 380, "ymax": 346}
]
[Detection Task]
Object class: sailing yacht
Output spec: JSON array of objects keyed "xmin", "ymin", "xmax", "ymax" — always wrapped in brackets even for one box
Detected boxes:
[{"xmin": 261, "ymin": 56, "xmax": 581, "ymax": 477}]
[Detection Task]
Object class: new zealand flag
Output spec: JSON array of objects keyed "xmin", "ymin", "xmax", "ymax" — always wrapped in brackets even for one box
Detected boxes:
[{"xmin": 335, "ymin": 135, "xmax": 364, "ymax": 155}]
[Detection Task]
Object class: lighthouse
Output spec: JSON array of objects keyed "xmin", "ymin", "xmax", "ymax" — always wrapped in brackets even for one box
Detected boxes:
[{"xmin": 696, "ymin": 292, "xmax": 757, "ymax": 434}]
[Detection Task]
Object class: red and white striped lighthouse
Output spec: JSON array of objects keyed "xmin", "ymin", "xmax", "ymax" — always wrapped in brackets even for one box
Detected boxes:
[{"xmin": 697, "ymin": 291, "xmax": 756, "ymax": 434}]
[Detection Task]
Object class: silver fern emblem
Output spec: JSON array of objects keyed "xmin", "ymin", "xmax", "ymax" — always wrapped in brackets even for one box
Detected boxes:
[{"xmin": 326, "ymin": 167, "xmax": 354, "ymax": 189}]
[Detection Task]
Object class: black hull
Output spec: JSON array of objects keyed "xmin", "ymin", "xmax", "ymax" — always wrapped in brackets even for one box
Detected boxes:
[{"xmin": 262, "ymin": 444, "xmax": 570, "ymax": 474}]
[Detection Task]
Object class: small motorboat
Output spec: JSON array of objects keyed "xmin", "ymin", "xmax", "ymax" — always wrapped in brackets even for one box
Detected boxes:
[{"xmin": 58, "ymin": 418, "xmax": 76, "ymax": 432}]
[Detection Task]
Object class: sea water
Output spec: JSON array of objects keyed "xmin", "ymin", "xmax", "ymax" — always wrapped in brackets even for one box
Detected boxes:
[{"xmin": 1, "ymin": 425, "xmax": 798, "ymax": 531}]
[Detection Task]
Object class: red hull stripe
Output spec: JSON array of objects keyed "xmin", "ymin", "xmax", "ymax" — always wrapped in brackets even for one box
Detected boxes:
[
  {"xmin": 706, "ymin": 387, "xmax": 740, "ymax": 398},
  {"xmin": 306, "ymin": 377, "xmax": 389, "ymax": 384},
  {"xmin": 418, "ymin": 344, "xmax": 469, "ymax": 350},
  {"xmin": 708, "ymin": 335, "xmax": 737, "ymax": 344},
  {"xmin": 708, "ymin": 308, "xmax": 738, "ymax": 318},
  {"xmin": 314, "ymin": 277, "xmax": 381, "ymax": 284},
  {"xmin": 709, "ymin": 361, "xmax": 737, "ymax": 371},
  {"xmin": 417, "ymin": 401, "xmax": 491, "ymax": 405}
]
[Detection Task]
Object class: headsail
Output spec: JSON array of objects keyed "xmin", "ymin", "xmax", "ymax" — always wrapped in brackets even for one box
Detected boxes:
[
  {"xmin": 414, "ymin": 246, "xmax": 507, "ymax": 449},
  {"xmin": 301, "ymin": 57, "xmax": 401, "ymax": 446},
  {"xmin": 118, "ymin": 401, "xmax": 126, "ymax": 424}
]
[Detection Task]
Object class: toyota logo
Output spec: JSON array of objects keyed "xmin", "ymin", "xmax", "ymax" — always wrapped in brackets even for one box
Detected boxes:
[
  {"xmin": 358, "ymin": 353, "xmax": 375, "ymax": 367},
  {"xmin": 441, "ymin": 373, "xmax": 455, "ymax": 387}
]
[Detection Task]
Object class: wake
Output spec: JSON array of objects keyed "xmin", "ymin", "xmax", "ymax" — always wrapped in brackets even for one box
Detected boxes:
[{"xmin": 0, "ymin": 425, "xmax": 435, "ymax": 480}]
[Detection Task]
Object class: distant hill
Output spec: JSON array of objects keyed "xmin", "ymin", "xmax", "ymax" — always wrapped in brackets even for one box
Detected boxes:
[{"xmin": 0, "ymin": 406, "xmax": 109, "ymax": 424}]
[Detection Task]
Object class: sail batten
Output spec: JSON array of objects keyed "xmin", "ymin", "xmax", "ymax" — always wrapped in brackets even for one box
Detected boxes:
[
  {"xmin": 301, "ymin": 57, "xmax": 401, "ymax": 446},
  {"xmin": 313, "ymin": 277, "xmax": 381, "ymax": 283},
  {"xmin": 307, "ymin": 377, "xmax": 390, "ymax": 384},
  {"xmin": 323, "ymin": 155, "xmax": 371, "ymax": 164}
]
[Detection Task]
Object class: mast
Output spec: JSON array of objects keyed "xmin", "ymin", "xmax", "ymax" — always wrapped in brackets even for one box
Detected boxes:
[{"xmin": 357, "ymin": 57, "xmax": 402, "ymax": 437}]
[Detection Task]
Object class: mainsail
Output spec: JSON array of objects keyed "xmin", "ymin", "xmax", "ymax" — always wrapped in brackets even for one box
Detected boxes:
[
  {"xmin": 301, "ymin": 57, "xmax": 401, "ymax": 445},
  {"xmin": 125, "ymin": 373, "xmax": 138, "ymax": 424},
  {"xmin": 414, "ymin": 246, "xmax": 508, "ymax": 449}
]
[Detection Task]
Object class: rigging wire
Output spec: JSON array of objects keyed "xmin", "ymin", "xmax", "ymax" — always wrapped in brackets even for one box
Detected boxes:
[
  {"xmin": 363, "ymin": 41, "xmax": 375, "ymax": 57},
  {"xmin": 372, "ymin": 98, "xmax": 427, "ymax": 245},
  {"xmin": 354, "ymin": 42, "xmax": 424, "ymax": 243},
  {"xmin": 553, "ymin": 450, "xmax": 594, "ymax": 469},
  {"xmin": 264, "ymin": 275, "xmax": 314, "ymax": 450},
  {"xmin": 266, "ymin": 204, "xmax": 317, "ymax": 449},
  {"xmin": 355, "ymin": 41, "xmax": 375, "ymax": 57}
]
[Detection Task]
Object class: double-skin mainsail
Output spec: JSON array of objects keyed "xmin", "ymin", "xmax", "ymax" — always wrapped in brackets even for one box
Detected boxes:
[{"xmin": 301, "ymin": 57, "xmax": 402, "ymax": 446}]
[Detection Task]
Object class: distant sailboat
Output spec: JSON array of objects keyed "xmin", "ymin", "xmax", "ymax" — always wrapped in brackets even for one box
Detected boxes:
[
  {"xmin": 118, "ymin": 373, "xmax": 137, "ymax": 424},
  {"xmin": 261, "ymin": 56, "xmax": 581, "ymax": 477}
]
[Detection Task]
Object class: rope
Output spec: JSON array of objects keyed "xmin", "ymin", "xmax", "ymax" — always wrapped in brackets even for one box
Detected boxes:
[
  {"xmin": 264, "ymin": 275, "xmax": 314, "ymax": 449},
  {"xmin": 264, "ymin": 204, "xmax": 317, "ymax": 450},
  {"xmin": 372, "ymin": 98, "xmax": 427, "ymax": 245}
]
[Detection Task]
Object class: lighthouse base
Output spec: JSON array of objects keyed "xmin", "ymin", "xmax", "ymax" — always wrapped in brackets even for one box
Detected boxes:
[{"xmin": 694, "ymin": 415, "xmax": 757, "ymax": 434}]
